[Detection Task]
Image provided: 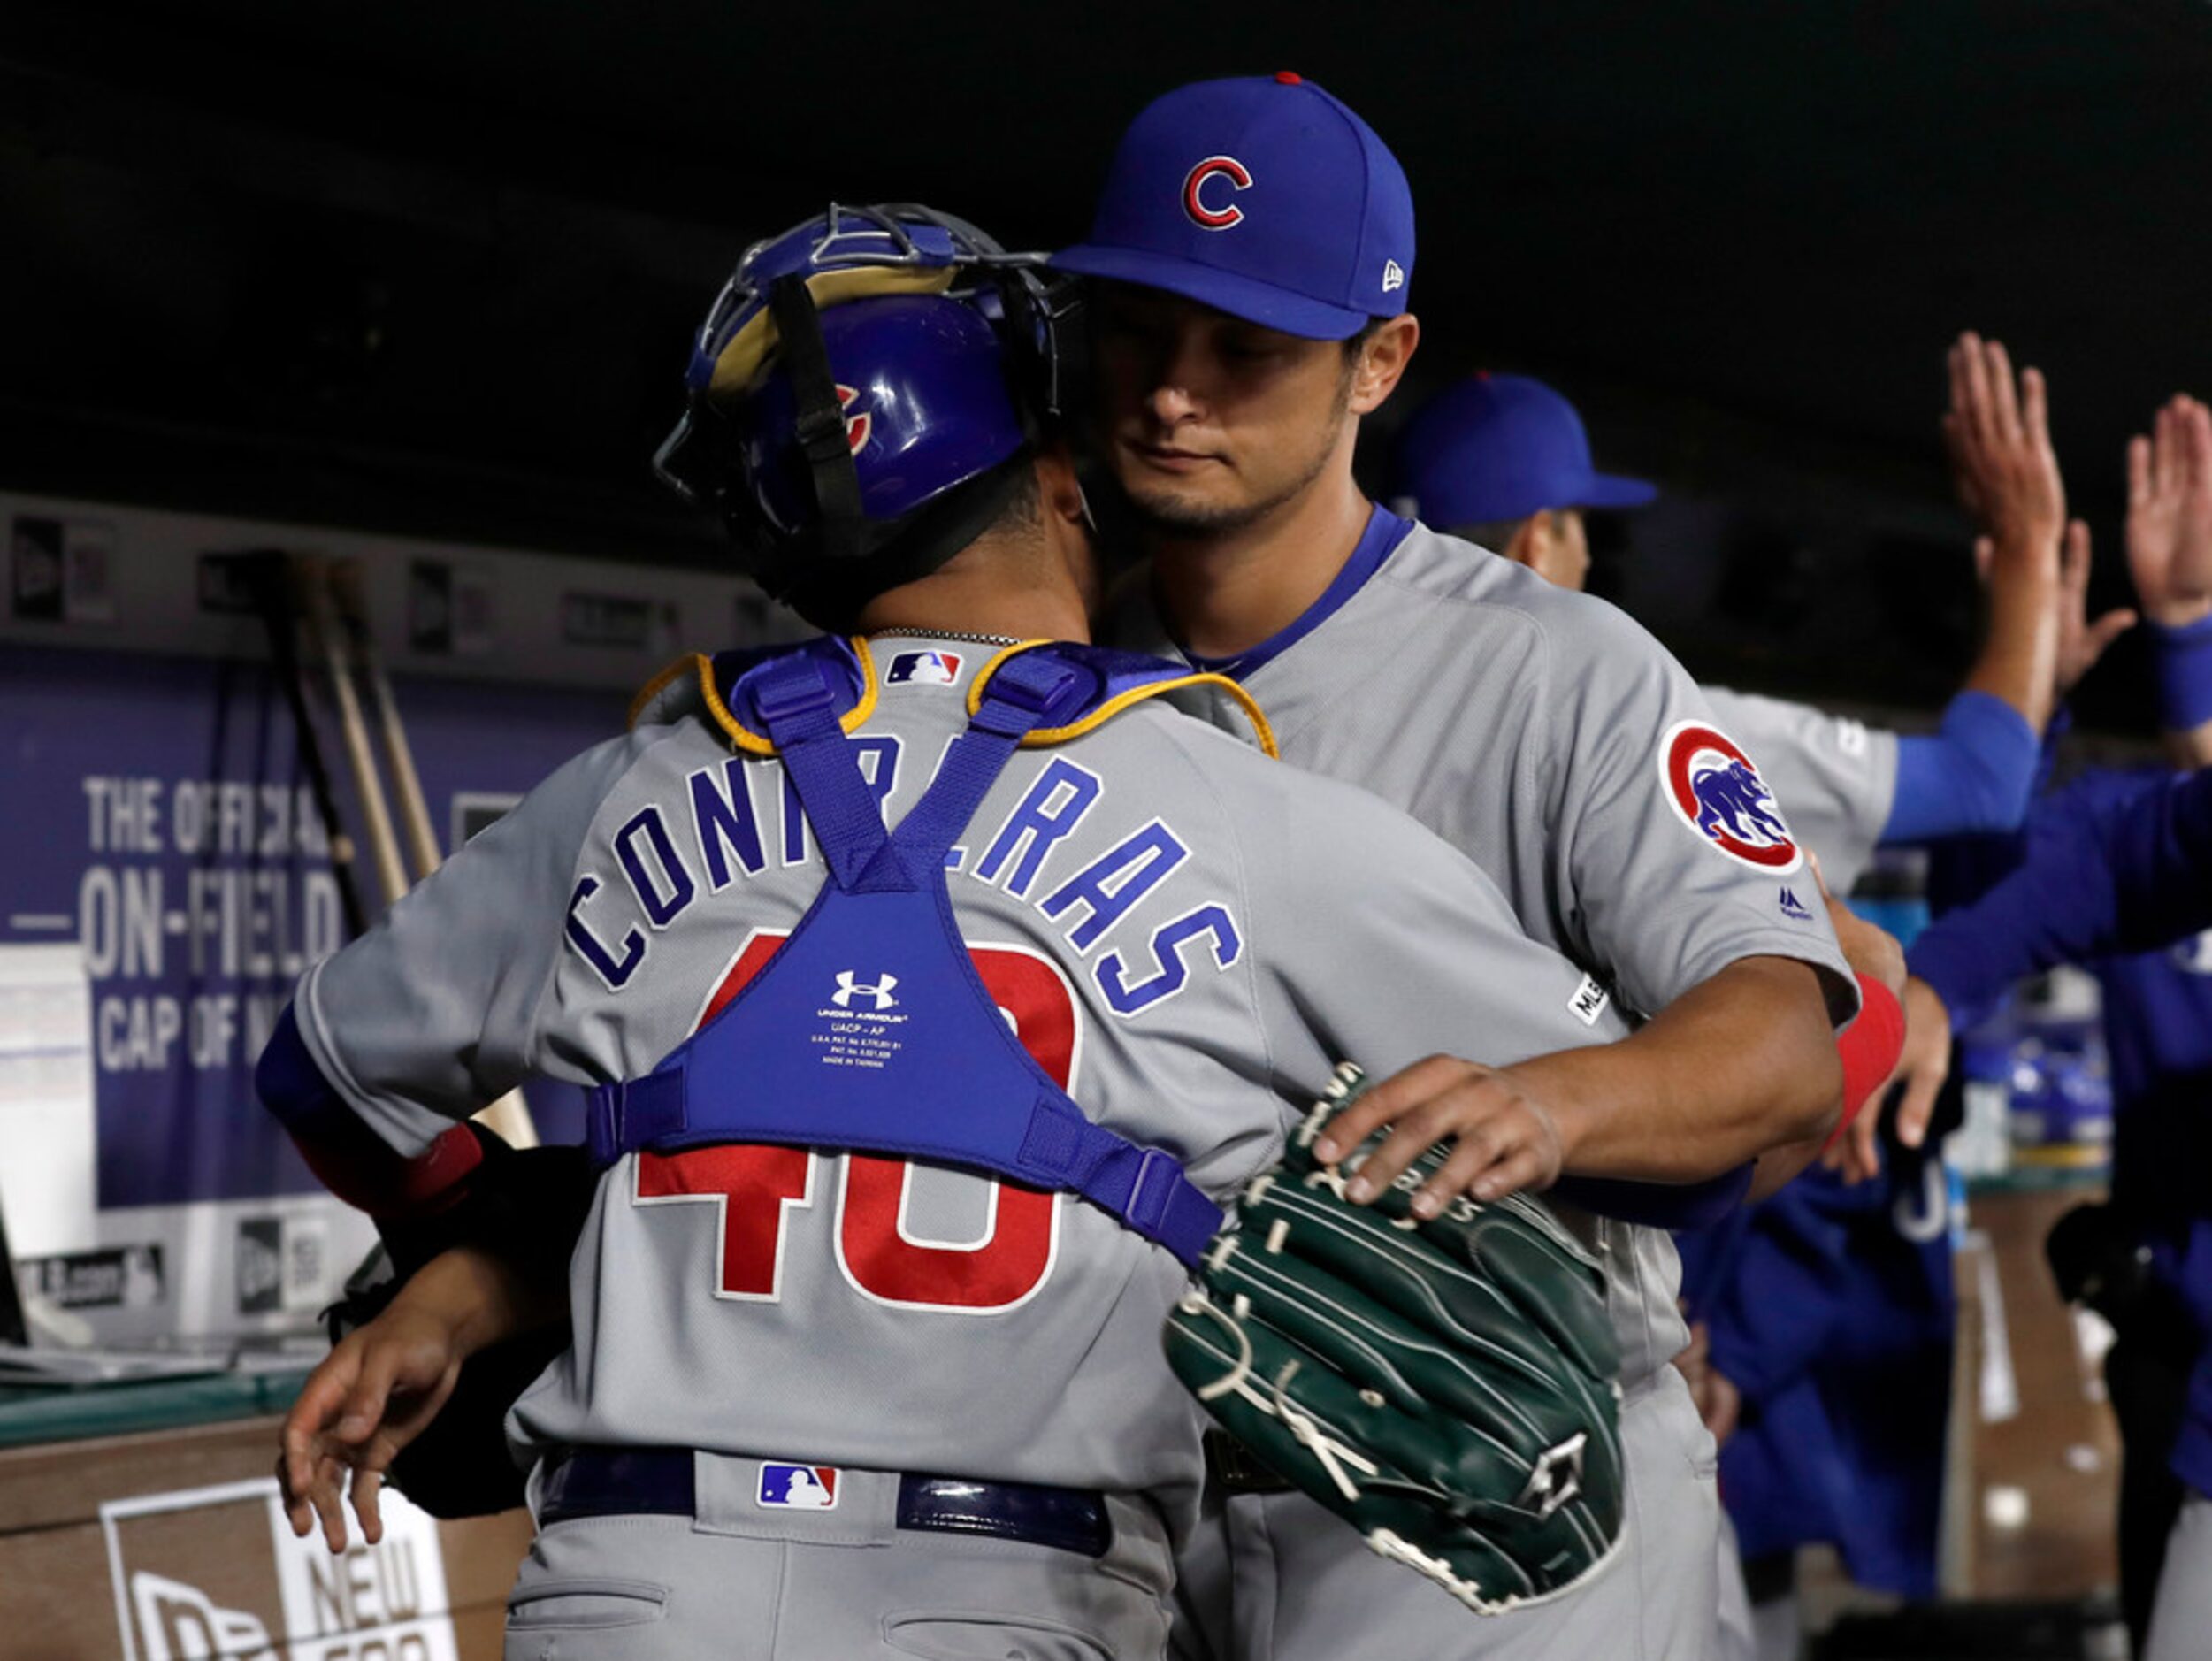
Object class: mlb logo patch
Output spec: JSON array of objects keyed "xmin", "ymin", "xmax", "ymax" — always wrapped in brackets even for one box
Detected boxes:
[
  {"xmin": 757, "ymin": 1462, "xmax": 840, "ymax": 1511},
  {"xmin": 886, "ymin": 649, "xmax": 963, "ymax": 687}
]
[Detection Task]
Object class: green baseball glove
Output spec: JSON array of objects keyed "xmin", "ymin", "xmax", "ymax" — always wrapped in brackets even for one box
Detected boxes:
[{"xmin": 1163, "ymin": 1063, "xmax": 1626, "ymax": 1615}]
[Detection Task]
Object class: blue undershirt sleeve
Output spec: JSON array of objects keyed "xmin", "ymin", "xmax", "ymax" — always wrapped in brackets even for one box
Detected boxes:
[
  {"xmin": 2151, "ymin": 615, "xmax": 2212, "ymax": 731},
  {"xmin": 1879, "ymin": 690, "xmax": 2040, "ymax": 844},
  {"xmin": 1908, "ymin": 767, "xmax": 2212, "ymax": 1020}
]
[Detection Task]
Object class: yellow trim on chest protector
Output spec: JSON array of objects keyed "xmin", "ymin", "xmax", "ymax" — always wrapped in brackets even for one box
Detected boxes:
[
  {"xmin": 966, "ymin": 642, "xmax": 1280, "ymax": 758},
  {"xmin": 632, "ymin": 642, "xmax": 884, "ymax": 756},
  {"xmin": 708, "ymin": 266, "xmax": 958, "ymax": 398},
  {"xmin": 633, "ymin": 640, "xmax": 1277, "ymax": 760}
]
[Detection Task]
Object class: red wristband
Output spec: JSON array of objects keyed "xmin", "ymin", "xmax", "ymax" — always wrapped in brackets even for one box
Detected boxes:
[
  {"xmin": 292, "ymin": 1118, "xmax": 485, "ymax": 1219},
  {"xmin": 1828, "ymin": 973, "xmax": 1907, "ymax": 1147}
]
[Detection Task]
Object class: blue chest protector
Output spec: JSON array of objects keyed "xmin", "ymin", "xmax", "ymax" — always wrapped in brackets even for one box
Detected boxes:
[{"xmin": 585, "ymin": 641, "xmax": 1228, "ymax": 1268}]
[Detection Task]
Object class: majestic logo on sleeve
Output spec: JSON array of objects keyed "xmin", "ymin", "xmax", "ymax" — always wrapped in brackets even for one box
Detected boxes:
[
  {"xmin": 1183, "ymin": 156, "xmax": 1253, "ymax": 229},
  {"xmin": 1657, "ymin": 721, "xmax": 1802, "ymax": 874}
]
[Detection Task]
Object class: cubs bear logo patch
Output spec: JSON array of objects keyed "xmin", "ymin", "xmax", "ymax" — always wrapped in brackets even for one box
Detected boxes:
[{"xmin": 1656, "ymin": 721, "xmax": 1803, "ymax": 874}]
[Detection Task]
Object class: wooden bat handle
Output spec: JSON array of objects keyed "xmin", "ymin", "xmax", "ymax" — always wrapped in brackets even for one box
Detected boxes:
[{"xmin": 296, "ymin": 556, "xmax": 409, "ymax": 911}]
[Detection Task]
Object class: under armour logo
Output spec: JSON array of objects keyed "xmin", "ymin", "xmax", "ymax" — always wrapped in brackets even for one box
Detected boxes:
[
  {"xmin": 830, "ymin": 971, "xmax": 899, "ymax": 1011},
  {"xmin": 1381, "ymin": 258, "xmax": 1405, "ymax": 293},
  {"xmin": 1515, "ymin": 1432, "xmax": 1587, "ymax": 1519}
]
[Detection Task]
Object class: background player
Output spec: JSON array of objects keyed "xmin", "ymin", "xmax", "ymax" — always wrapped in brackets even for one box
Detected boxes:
[
  {"xmin": 1903, "ymin": 746, "xmax": 2212, "ymax": 1661},
  {"xmin": 1390, "ymin": 343, "xmax": 2075, "ymax": 904},
  {"xmin": 1053, "ymin": 73, "xmax": 1895, "ymax": 1661},
  {"xmin": 1391, "ymin": 344, "xmax": 2091, "ymax": 1203},
  {"xmin": 271, "ymin": 206, "xmax": 1861, "ymax": 1659},
  {"xmin": 1884, "ymin": 391, "xmax": 2212, "ymax": 1659},
  {"xmin": 1386, "ymin": 341, "xmax": 2083, "ymax": 1648}
]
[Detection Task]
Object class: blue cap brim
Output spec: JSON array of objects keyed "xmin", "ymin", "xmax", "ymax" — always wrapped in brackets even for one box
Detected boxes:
[
  {"xmin": 1052, "ymin": 244, "xmax": 1373, "ymax": 341},
  {"xmin": 1580, "ymin": 472, "xmax": 1658, "ymax": 509}
]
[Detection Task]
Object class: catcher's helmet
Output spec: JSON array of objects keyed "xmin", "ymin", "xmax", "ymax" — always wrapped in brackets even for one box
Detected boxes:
[{"xmin": 655, "ymin": 203, "xmax": 1072, "ymax": 616}]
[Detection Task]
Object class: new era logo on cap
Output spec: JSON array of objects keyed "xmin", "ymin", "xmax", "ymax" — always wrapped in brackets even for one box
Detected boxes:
[
  {"xmin": 1053, "ymin": 73, "xmax": 1415, "ymax": 341},
  {"xmin": 758, "ymin": 1462, "xmax": 840, "ymax": 1510}
]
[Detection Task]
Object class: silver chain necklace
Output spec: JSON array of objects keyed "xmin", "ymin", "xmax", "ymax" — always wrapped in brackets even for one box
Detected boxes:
[{"xmin": 869, "ymin": 625, "xmax": 1025, "ymax": 647}]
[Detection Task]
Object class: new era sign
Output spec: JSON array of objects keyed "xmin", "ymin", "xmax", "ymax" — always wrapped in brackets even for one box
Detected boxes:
[{"xmin": 103, "ymin": 1477, "xmax": 457, "ymax": 1661}]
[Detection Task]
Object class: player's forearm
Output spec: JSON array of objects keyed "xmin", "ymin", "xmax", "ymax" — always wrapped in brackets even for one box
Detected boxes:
[
  {"xmin": 1514, "ymin": 955, "xmax": 1841, "ymax": 1183},
  {"xmin": 1911, "ymin": 765, "xmax": 2212, "ymax": 1006},
  {"xmin": 1881, "ymin": 695, "xmax": 2040, "ymax": 843},
  {"xmin": 1962, "ymin": 555, "xmax": 2061, "ymax": 731},
  {"xmin": 387, "ymin": 1244, "xmax": 570, "ymax": 1361}
]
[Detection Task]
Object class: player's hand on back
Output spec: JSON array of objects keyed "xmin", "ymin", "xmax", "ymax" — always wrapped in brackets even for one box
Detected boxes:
[
  {"xmin": 1944, "ymin": 330, "xmax": 2066, "ymax": 574},
  {"xmin": 1810, "ymin": 853, "xmax": 1905, "ymax": 1001},
  {"xmin": 1673, "ymin": 1319, "xmax": 1741, "ymax": 1447},
  {"xmin": 1829, "ymin": 976, "xmax": 1952, "ymax": 1186},
  {"xmin": 1887, "ymin": 977, "xmax": 1955, "ymax": 1153},
  {"xmin": 278, "ymin": 1301, "xmax": 465, "ymax": 1553},
  {"xmin": 1310, "ymin": 1054, "xmax": 1569, "ymax": 1218},
  {"xmin": 2125, "ymin": 394, "xmax": 2212, "ymax": 628},
  {"xmin": 1810, "ymin": 856, "xmax": 1905, "ymax": 1185}
]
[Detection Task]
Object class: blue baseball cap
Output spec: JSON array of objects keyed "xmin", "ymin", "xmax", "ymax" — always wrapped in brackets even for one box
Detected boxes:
[
  {"xmin": 1052, "ymin": 73, "xmax": 1414, "ymax": 341},
  {"xmin": 1392, "ymin": 373, "xmax": 1658, "ymax": 524}
]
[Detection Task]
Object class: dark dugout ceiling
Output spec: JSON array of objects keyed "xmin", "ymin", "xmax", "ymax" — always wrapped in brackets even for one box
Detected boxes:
[{"xmin": 1, "ymin": 0, "xmax": 2209, "ymax": 580}]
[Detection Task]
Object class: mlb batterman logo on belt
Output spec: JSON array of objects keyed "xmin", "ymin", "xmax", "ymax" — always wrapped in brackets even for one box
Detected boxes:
[{"xmin": 1656, "ymin": 721, "xmax": 1803, "ymax": 872}]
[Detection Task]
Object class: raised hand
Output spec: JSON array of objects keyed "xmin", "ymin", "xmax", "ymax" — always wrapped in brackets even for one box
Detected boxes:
[
  {"xmin": 2124, "ymin": 395, "xmax": 2212, "ymax": 628},
  {"xmin": 2047, "ymin": 521, "xmax": 2137, "ymax": 700},
  {"xmin": 1944, "ymin": 332, "xmax": 2065, "ymax": 563}
]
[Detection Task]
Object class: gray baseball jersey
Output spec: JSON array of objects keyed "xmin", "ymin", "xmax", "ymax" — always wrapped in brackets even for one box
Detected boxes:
[
  {"xmin": 1111, "ymin": 516, "xmax": 1856, "ymax": 1661},
  {"xmin": 288, "ymin": 634, "xmax": 1638, "ymax": 1535},
  {"xmin": 1108, "ymin": 512, "xmax": 1858, "ymax": 1384},
  {"xmin": 1703, "ymin": 687, "xmax": 1898, "ymax": 897}
]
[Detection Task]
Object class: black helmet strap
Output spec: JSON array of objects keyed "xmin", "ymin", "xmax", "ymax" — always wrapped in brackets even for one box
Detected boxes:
[{"xmin": 767, "ymin": 273, "xmax": 865, "ymax": 569}]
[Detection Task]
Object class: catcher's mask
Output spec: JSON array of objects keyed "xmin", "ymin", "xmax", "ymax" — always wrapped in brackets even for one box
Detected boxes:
[{"xmin": 654, "ymin": 203, "xmax": 1080, "ymax": 618}]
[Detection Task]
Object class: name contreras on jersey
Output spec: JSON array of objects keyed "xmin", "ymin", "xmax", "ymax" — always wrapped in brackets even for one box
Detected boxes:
[{"xmin": 563, "ymin": 747, "xmax": 1242, "ymax": 1018}]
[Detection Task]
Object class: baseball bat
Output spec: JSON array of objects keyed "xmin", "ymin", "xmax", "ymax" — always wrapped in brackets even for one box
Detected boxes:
[
  {"xmin": 244, "ymin": 550, "xmax": 370, "ymax": 939},
  {"xmin": 296, "ymin": 555, "xmax": 409, "ymax": 912},
  {"xmin": 321, "ymin": 559, "xmax": 540, "ymax": 1151},
  {"xmin": 328, "ymin": 559, "xmax": 442, "ymax": 884}
]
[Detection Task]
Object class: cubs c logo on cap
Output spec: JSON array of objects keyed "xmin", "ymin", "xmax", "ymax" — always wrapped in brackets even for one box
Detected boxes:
[
  {"xmin": 1182, "ymin": 156, "xmax": 1252, "ymax": 230},
  {"xmin": 1657, "ymin": 721, "xmax": 1803, "ymax": 873}
]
